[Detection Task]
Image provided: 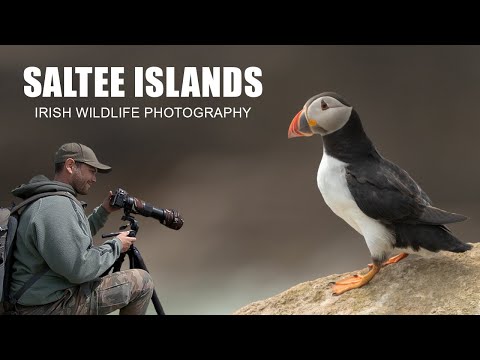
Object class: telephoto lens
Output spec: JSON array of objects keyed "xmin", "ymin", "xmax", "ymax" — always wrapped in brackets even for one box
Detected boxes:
[
  {"xmin": 110, "ymin": 188, "xmax": 184, "ymax": 230},
  {"xmin": 132, "ymin": 198, "xmax": 184, "ymax": 230}
]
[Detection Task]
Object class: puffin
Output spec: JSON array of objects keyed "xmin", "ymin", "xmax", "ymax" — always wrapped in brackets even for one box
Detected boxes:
[{"xmin": 288, "ymin": 92, "xmax": 471, "ymax": 295}]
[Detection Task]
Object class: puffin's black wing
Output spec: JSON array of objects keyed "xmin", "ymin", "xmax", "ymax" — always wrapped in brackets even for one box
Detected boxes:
[{"xmin": 346, "ymin": 157, "xmax": 468, "ymax": 225}]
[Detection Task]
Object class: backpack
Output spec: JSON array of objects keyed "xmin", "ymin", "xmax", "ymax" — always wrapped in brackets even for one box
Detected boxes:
[{"xmin": 0, "ymin": 191, "xmax": 76, "ymax": 314}]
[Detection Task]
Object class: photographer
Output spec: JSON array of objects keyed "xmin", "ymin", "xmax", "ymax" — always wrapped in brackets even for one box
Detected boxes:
[{"xmin": 7, "ymin": 143, "xmax": 154, "ymax": 315}]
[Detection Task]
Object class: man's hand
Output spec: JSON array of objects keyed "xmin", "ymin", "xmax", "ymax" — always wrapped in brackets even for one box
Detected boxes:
[
  {"xmin": 101, "ymin": 190, "xmax": 120, "ymax": 214},
  {"xmin": 116, "ymin": 231, "xmax": 137, "ymax": 252}
]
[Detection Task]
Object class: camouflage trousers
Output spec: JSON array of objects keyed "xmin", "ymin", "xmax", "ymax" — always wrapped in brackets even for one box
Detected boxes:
[{"xmin": 15, "ymin": 269, "xmax": 154, "ymax": 315}]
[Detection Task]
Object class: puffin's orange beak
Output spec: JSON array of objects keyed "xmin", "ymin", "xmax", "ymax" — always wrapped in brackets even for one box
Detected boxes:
[{"xmin": 288, "ymin": 109, "xmax": 314, "ymax": 139}]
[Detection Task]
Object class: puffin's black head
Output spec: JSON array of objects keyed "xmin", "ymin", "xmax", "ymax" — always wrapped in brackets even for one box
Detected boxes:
[{"xmin": 288, "ymin": 92, "xmax": 353, "ymax": 138}]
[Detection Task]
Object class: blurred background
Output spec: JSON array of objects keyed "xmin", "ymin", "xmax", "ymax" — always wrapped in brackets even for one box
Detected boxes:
[{"xmin": 1, "ymin": 46, "xmax": 479, "ymax": 314}]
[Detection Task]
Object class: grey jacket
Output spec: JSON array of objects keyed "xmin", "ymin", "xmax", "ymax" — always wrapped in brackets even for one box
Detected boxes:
[{"xmin": 10, "ymin": 175, "xmax": 122, "ymax": 305}]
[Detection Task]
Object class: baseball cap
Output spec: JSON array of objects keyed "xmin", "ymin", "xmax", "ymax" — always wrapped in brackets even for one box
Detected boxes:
[{"xmin": 54, "ymin": 143, "xmax": 112, "ymax": 173}]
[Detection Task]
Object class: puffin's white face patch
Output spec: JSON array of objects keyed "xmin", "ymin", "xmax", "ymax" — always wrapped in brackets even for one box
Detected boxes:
[{"xmin": 307, "ymin": 96, "xmax": 352, "ymax": 135}]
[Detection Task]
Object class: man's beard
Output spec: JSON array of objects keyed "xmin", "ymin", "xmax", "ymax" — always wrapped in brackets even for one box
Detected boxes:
[{"xmin": 72, "ymin": 176, "xmax": 90, "ymax": 195}]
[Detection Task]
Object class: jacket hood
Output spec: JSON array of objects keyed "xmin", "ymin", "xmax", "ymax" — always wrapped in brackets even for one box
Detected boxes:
[{"xmin": 11, "ymin": 175, "xmax": 76, "ymax": 199}]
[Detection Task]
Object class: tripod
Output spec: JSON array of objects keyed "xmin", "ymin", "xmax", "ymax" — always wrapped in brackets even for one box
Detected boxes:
[{"xmin": 102, "ymin": 210, "xmax": 165, "ymax": 315}]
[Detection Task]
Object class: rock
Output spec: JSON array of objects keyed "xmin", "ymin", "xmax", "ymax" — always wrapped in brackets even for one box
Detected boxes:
[{"xmin": 234, "ymin": 243, "xmax": 480, "ymax": 315}]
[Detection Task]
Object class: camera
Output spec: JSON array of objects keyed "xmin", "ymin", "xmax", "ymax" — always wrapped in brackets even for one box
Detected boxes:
[{"xmin": 110, "ymin": 188, "xmax": 184, "ymax": 230}]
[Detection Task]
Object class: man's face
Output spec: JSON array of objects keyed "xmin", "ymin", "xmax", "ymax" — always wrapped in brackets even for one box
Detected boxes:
[{"xmin": 71, "ymin": 162, "xmax": 97, "ymax": 195}]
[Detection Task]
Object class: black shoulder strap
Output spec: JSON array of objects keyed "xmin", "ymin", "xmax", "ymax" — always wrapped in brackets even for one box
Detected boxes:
[
  {"xmin": 8, "ymin": 191, "xmax": 79, "ymax": 306},
  {"xmin": 9, "ymin": 269, "xmax": 49, "ymax": 306}
]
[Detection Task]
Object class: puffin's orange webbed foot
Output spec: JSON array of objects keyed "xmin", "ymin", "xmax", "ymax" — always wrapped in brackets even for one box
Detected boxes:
[{"xmin": 332, "ymin": 265, "xmax": 380, "ymax": 295}]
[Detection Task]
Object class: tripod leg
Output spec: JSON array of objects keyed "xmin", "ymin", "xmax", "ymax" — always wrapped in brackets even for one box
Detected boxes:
[
  {"xmin": 151, "ymin": 289, "xmax": 165, "ymax": 315},
  {"xmin": 101, "ymin": 253, "xmax": 126, "ymax": 277},
  {"xmin": 128, "ymin": 246, "xmax": 166, "ymax": 315}
]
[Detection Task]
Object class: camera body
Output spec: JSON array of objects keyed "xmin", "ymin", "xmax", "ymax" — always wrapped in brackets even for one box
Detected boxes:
[
  {"xmin": 110, "ymin": 188, "xmax": 135, "ymax": 211},
  {"xmin": 109, "ymin": 188, "xmax": 183, "ymax": 230}
]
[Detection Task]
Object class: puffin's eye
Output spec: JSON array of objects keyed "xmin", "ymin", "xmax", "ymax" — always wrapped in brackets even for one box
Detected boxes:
[{"xmin": 321, "ymin": 100, "xmax": 329, "ymax": 110}]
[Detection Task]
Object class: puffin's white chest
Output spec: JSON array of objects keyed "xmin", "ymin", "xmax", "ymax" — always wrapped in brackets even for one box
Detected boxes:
[
  {"xmin": 316, "ymin": 153, "xmax": 395, "ymax": 258},
  {"xmin": 317, "ymin": 153, "xmax": 363, "ymax": 233}
]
